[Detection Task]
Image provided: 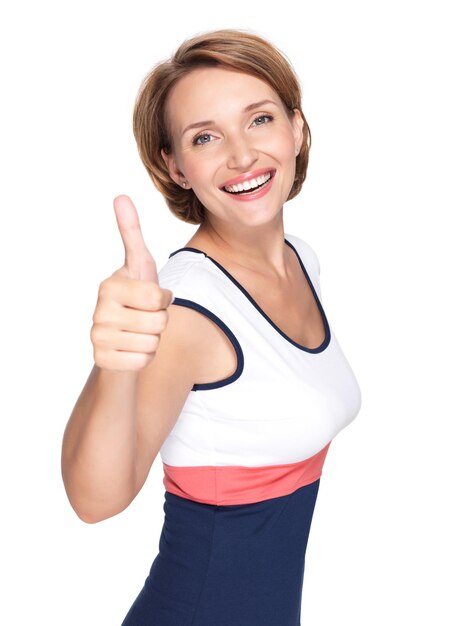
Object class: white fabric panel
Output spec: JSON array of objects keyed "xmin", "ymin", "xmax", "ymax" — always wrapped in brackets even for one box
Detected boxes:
[{"xmin": 157, "ymin": 233, "xmax": 361, "ymax": 468}]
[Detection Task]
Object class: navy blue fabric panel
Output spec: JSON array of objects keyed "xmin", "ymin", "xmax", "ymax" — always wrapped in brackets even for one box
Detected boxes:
[
  {"xmin": 121, "ymin": 479, "xmax": 321, "ymax": 626},
  {"xmin": 121, "ymin": 494, "xmax": 216, "ymax": 625}
]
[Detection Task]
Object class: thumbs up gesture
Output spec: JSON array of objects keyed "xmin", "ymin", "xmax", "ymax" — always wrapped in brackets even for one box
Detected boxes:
[{"xmin": 90, "ymin": 195, "xmax": 174, "ymax": 372}]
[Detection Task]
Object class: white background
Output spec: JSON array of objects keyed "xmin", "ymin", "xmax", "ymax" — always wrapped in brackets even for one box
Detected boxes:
[{"xmin": 1, "ymin": 1, "xmax": 469, "ymax": 624}]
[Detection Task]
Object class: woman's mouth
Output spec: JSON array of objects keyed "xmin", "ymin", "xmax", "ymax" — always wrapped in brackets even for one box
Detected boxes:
[
  {"xmin": 220, "ymin": 170, "xmax": 276, "ymax": 202},
  {"xmin": 223, "ymin": 171, "xmax": 273, "ymax": 195}
]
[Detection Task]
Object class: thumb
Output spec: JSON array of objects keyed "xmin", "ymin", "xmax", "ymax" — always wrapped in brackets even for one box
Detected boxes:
[{"xmin": 113, "ymin": 194, "xmax": 158, "ymax": 283}]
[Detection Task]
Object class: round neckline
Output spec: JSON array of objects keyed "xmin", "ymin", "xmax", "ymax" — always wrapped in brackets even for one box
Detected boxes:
[{"xmin": 168, "ymin": 238, "xmax": 331, "ymax": 354}]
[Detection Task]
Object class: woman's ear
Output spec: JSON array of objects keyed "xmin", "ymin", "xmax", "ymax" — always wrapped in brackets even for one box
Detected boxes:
[
  {"xmin": 160, "ymin": 148, "xmax": 191, "ymax": 189},
  {"xmin": 291, "ymin": 109, "xmax": 305, "ymax": 156}
]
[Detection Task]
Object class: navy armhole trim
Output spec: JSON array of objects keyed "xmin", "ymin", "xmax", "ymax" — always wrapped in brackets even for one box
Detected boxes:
[{"xmin": 171, "ymin": 297, "xmax": 245, "ymax": 391}]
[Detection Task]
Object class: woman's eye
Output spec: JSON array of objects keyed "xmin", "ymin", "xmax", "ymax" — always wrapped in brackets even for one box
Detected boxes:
[
  {"xmin": 192, "ymin": 116, "xmax": 273, "ymax": 145},
  {"xmin": 252, "ymin": 114, "xmax": 273, "ymax": 126},
  {"xmin": 193, "ymin": 133, "xmax": 214, "ymax": 146}
]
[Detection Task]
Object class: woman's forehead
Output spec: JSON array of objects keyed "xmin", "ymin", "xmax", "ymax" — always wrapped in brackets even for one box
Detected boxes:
[{"xmin": 166, "ymin": 67, "xmax": 282, "ymax": 131}]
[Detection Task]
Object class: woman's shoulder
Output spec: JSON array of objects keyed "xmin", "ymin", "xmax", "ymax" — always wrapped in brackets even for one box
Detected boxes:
[
  {"xmin": 157, "ymin": 246, "xmax": 223, "ymax": 300},
  {"xmin": 284, "ymin": 232, "xmax": 321, "ymax": 276}
]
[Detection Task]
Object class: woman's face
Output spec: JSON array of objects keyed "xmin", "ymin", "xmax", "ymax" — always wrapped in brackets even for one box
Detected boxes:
[{"xmin": 161, "ymin": 66, "xmax": 304, "ymax": 228}]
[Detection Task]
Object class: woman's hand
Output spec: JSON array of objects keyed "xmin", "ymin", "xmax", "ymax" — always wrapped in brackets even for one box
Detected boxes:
[{"xmin": 90, "ymin": 195, "xmax": 174, "ymax": 372}]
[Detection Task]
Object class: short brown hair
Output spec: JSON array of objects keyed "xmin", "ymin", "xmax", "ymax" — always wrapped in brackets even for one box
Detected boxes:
[{"xmin": 133, "ymin": 29, "xmax": 311, "ymax": 225}]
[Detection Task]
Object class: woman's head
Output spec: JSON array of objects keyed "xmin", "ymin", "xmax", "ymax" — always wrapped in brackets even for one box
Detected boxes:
[{"xmin": 133, "ymin": 29, "xmax": 311, "ymax": 225}]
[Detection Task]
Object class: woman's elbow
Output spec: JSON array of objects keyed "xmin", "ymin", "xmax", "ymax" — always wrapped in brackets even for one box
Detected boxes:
[{"xmin": 66, "ymin": 493, "xmax": 132, "ymax": 524}]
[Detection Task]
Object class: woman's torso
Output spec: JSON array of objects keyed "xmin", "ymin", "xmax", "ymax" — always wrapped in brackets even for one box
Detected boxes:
[{"xmin": 156, "ymin": 232, "xmax": 362, "ymax": 506}]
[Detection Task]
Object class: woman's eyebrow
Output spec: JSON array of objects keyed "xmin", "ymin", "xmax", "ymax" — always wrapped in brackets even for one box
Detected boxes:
[{"xmin": 181, "ymin": 99, "xmax": 278, "ymax": 136}]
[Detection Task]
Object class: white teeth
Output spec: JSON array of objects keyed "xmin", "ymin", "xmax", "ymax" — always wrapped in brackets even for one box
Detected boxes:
[{"xmin": 224, "ymin": 172, "xmax": 272, "ymax": 193}]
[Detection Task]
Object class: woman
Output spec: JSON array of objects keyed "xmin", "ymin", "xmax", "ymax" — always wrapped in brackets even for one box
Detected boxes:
[{"xmin": 62, "ymin": 29, "xmax": 362, "ymax": 625}]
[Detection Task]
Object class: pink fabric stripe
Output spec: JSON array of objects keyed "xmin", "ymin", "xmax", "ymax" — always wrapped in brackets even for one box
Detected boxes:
[{"xmin": 162, "ymin": 442, "xmax": 331, "ymax": 505}]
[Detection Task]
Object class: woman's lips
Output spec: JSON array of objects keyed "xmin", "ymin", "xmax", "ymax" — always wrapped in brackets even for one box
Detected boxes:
[
  {"xmin": 221, "ymin": 170, "xmax": 276, "ymax": 202},
  {"xmin": 219, "ymin": 168, "xmax": 276, "ymax": 190}
]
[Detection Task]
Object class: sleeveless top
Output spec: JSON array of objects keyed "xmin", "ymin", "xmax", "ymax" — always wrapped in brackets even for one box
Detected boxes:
[{"xmin": 156, "ymin": 233, "xmax": 362, "ymax": 506}]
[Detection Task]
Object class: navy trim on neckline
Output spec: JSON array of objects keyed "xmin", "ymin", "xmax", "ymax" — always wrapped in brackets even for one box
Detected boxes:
[{"xmin": 168, "ymin": 238, "xmax": 331, "ymax": 354}]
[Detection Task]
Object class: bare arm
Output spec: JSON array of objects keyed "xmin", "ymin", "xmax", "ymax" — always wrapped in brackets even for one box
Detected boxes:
[
  {"xmin": 61, "ymin": 367, "xmax": 140, "ymax": 522},
  {"xmin": 61, "ymin": 195, "xmax": 190, "ymax": 523},
  {"xmin": 61, "ymin": 304, "xmax": 198, "ymax": 523}
]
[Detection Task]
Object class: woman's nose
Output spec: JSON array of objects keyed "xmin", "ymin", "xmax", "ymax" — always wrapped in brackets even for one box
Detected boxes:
[{"xmin": 225, "ymin": 134, "xmax": 258, "ymax": 170}]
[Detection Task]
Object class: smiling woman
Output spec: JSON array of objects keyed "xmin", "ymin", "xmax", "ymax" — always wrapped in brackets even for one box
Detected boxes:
[
  {"xmin": 132, "ymin": 29, "xmax": 311, "ymax": 225},
  {"xmin": 159, "ymin": 66, "xmax": 304, "ymax": 226},
  {"xmin": 61, "ymin": 28, "xmax": 362, "ymax": 626}
]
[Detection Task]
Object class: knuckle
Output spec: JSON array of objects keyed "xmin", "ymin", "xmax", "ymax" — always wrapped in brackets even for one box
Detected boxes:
[
  {"xmin": 148, "ymin": 284, "xmax": 165, "ymax": 308},
  {"xmin": 93, "ymin": 348, "xmax": 106, "ymax": 368},
  {"xmin": 90, "ymin": 323, "xmax": 98, "ymax": 341},
  {"xmin": 91, "ymin": 309, "xmax": 102, "ymax": 325},
  {"xmin": 90, "ymin": 324, "xmax": 107, "ymax": 347},
  {"xmin": 152, "ymin": 310, "xmax": 168, "ymax": 333},
  {"xmin": 159, "ymin": 309, "xmax": 170, "ymax": 329},
  {"xmin": 161, "ymin": 288, "xmax": 173, "ymax": 307},
  {"xmin": 142, "ymin": 335, "xmax": 156, "ymax": 356},
  {"xmin": 135, "ymin": 352, "xmax": 152, "ymax": 370},
  {"xmin": 146, "ymin": 335, "xmax": 159, "ymax": 352},
  {"xmin": 100, "ymin": 274, "xmax": 123, "ymax": 299},
  {"xmin": 98, "ymin": 278, "xmax": 111, "ymax": 296},
  {"xmin": 92, "ymin": 307, "xmax": 109, "ymax": 326}
]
